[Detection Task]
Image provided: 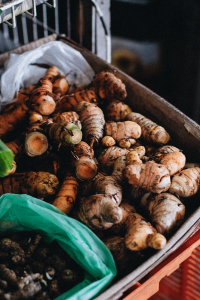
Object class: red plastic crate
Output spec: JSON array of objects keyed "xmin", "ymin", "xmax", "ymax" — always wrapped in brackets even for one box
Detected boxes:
[
  {"xmin": 117, "ymin": 229, "xmax": 200, "ymax": 300},
  {"xmin": 150, "ymin": 244, "xmax": 200, "ymax": 300}
]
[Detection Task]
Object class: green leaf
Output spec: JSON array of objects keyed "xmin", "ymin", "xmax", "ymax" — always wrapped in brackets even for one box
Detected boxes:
[{"xmin": 0, "ymin": 140, "xmax": 14, "ymax": 177}]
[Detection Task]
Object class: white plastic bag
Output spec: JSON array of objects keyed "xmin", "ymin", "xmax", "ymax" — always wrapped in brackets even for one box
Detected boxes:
[{"xmin": 0, "ymin": 40, "xmax": 95, "ymax": 108}]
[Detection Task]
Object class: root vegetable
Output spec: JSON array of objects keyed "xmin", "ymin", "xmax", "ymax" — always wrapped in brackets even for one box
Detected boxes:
[
  {"xmin": 108, "ymin": 202, "xmax": 167, "ymax": 251},
  {"xmin": 101, "ymin": 136, "xmax": 116, "ymax": 147},
  {"xmin": 124, "ymin": 161, "xmax": 171, "ymax": 194},
  {"xmin": 93, "ymin": 71, "xmax": 127, "ymax": 101},
  {"xmin": 119, "ymin": 138, "xmax": 136, "ymax": 148},
  {"xmin": 126, "ymin": 150, "xmax": 142, "ymax": 165},
  {"xmin": 45, "ymin": 122, "xmax": 82, "ymax": 146},
  {"xmin": 149, "ymin": 145, "xmax": 186, "ymax": 176},
  {"xmin": 30, "ymin": 77, "xmax": 56, "ymax": 116},
  {"xmin": 141, "ymin": 192, "xmax": 185, "ymax": 235},
  {"xmin": 29, "ymin": 111, "xmax": 43, "ymax": 124},
  {"xmin": 126, "ymin": 112, "xmax": 170, "ymax": 145},
  {"xmin": 125, "ymin": 212, "xmax": 167, "ymax": 251},
  {"xmin": 0, "ymin": 239, "xmax": 25, "ymax": 264},
  {"xmin": 169, "ymin": 167, "xmax": 200, "ymax": 197},
  {"xmin": 0, "ymin": 100, "xmax": 30, "ymax": 140},
  {"xmin": 103, "ymin": 236, "xmax": 141, "ymax": 277},
  {"xmin": 0, "ymin": 264, "xmax": 17, "ymax": 286},
  {"xmin": 74, "ymin": 101, "xmax": 105, "ymax": 147},
  {"xmin": 52, "ymin": 172, "xmax": 79, "ymax": 214},
  {"xmin": 26, "ymin": 234, "xmax": 42, "ymax": 259},
  {"xmin": 45, "ymin": 66, "xmax": 69, "ymax": 95},
  {"xmin": 105, "ymin": 121, "xmax": 141, "ymax": 144},
  {"xmin": 72, "ymin": 141, "xmax": 98, "ymax": 180},
  {"xmin": 24, "ymin": 132, "xmax": 49, "ymax": 157},
  {"xmin": 5, "ymin": 139, "xmax": 23, "ymax": 161},
  {"xmin": 98, "ymin": 146, "xmax": 129, "ymax": 174},
  {"xmin": 76, "ymin": 194, "xmax": 123, "ymax": 230},
  {"xmin": 56, "ymin": 87, "xmax": 99, "ymax": 111},
  {"xmin": 105, "ymin": 100, "xmax": 132, "ymax": 121},
  {"xmin": 94, "ymin": 155, "xmax": 127, "ymax": 205},
  {"xmin": 0, "ymin": 171, "xmax": 59, "ymax": 202},
  {"xmin": 52, "ymin": 111, "xmax": 79, "ymax": 123}
]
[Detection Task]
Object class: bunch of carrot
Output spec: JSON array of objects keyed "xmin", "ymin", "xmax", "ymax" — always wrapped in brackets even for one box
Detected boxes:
[{"xmin": 0, "ymin": 65, "xmax": 197, "ymax": 280}]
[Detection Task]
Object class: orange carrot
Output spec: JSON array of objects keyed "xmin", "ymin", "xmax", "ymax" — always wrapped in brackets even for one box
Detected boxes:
[{"xmin": 52, "ymin": 172, "xmax": 79, "ymax": 214}]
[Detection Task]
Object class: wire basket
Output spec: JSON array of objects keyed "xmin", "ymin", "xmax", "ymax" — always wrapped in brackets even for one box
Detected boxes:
[{"xmin": 0, "ymin": 0, "xmax": 111, "ymax": 62}]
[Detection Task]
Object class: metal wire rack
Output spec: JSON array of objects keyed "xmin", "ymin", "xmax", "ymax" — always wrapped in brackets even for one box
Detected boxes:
[{"xmin": 0, "ymin": 0, "xmax": 111, "ymax": 62}]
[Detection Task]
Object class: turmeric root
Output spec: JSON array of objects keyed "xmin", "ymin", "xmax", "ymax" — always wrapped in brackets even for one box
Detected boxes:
[
  {"xmin": 124, "ymin": 161, "xmax": 171, "ymax": 194},
  {"xmin": 169, "ymin": 167, "xmax": 200, "ymax": 197},
  {"xmin": 93, "ymin": 156, "xmax": 126, "ymax": 205},
  {"xmin": 52, "ymin": 172, "xmax": 79, "ymax": 214},
  {"xmin": 98, "ymin": 146, "xmax": 129, "ymax": 174},
  {"xmin": 105, "ymin": 100, "xmax": 132, "ymax": 121},
  {"xmin": 45, "ymin": 121, "xmax": 82, "ymax": 147},
  {"xmin": 0, "ymin": 238, "xmax": 25, "ymax": 264},
  {"xmin": 76, "ymin": 194, "xmax": 123, "ymax": 230},
  {"xmin": 30, "ymin": 77, "xmax": 56, "ymax": 116},
  {"xmin": 126, "ymin": 112, "xmax": 170, "ymax": 145},
  {"xmin": 149, "ymin": 145, "xmax": 186, "ymax": 176},
  {"xmin": 93, "ymin": 71, "xmax": 127, "ymax": 101},
  {"xmin": 52, "ymin": 111, "xmax": 79, "ymax": 123},
  {"xmin": 24, "ymin": 132, "xmax": 49, "ymax": 157},
  {"xmin": 74, "ymin": 101, "xmax": 105, "ymax": 147},
  {"xmin": 5, "ymin": 139, "xmax": 23, "ymax": 161},
  {"xmin": 141, "ymin": 192, "xmax": 185, "ymax": 235},
  {"xmin": 0, "ymin": 171, "xmax": 59, "ymax": 202},
  {"xmin": 29, "ymin": 111, "xmax": 44, "ymax": 124},
  {"xmin": 56, "ymin": 87, "xmax": 99, "ymax": 111},
  {"xmin": 45, "ymin": 65, "xmax": 69, "ymax": 95},
  {"xmin": 0, "ymin": 99, "xmax": 30, "ymax": 140},
  {"xmin": 101, "ymin": 136, "xmax": 116, "ymax": 147},
  {"xmin": 108, "ymin": 202, "xmax": 167, "ymax": 251},
  {"xmin": 71, "ymin": 141, "xmax": 98, "ymax": 180},
  {"xmin": 105, "ymin": 121, "xmax": 141, "ymax": 145}
]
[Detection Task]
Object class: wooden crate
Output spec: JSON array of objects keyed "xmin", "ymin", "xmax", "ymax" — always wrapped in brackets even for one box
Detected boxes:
[{"xmin": 1, "ymin": 34, "xmax": 200, "ymax": 300}]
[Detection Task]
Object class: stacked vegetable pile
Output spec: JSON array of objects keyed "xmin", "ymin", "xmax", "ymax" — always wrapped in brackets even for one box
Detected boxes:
[
  {"xmin": 0, "ymin": 65, "xmax": 199, "ymax": 284},
  {"xmin": 0, "ymin": 231, "xmax": 84, "ymax": 300}
]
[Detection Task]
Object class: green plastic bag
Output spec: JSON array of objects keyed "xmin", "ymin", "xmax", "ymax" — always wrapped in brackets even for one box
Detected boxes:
[{"xmin": 0, "ymin": 193, "xmax": 117, "ymax": 300}]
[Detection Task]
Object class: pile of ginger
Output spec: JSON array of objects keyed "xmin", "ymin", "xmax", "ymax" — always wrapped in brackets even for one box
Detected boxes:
[{"xmin": 0, "ymin": 65, "xmax": 200, "ymax": 283}]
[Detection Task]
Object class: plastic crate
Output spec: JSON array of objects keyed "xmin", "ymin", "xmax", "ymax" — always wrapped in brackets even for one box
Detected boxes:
[{"xmin": 117, "ymin": 227, "xmax": 200, "ymax": 300}]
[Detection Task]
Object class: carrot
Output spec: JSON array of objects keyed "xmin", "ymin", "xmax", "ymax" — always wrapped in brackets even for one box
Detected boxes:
[{"xmin": 52, "ymin": 172, "xmax": 79, "ymax": 214}]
